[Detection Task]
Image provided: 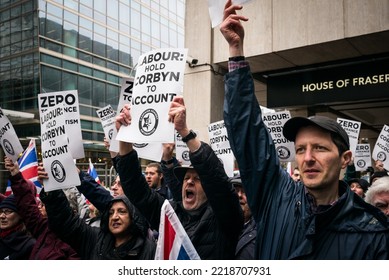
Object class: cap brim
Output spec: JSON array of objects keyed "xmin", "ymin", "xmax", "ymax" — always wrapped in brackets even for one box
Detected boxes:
[
  {"xmin": 283, "ymin": 117, "xmax": 318, "ymax": 142},
  {"xmin": 173, "ymin": 165, "xmax": 195, "ymax": 183}
]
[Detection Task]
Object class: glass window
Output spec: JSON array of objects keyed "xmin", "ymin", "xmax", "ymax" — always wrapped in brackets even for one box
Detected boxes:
[
  {"xmin": 93, "ymin": 69, "xmax": 106, "ymax": 80},
  {"xmin": 93, "ymin": 34, "xmax": 106, "ymax": 56},
  {"xmin": 41, "ymin": 53, "xmax": 61, "ymax": 67},
  {"xmin": 119, "ymin": 3, "xmax": 130, "ymax": 23},
  {"xmin": 41, "ymin": 66, "xmax": 61, "ymax": 92},
  {"xmin": 78, "ymin": 76, "xmax": 92, "ymax": 105},
  {"xmin": 94, "ymin": 0, "xmax": 106, "ymax": 14},
  {"xmin": 64, "ymin": 10, "xmax": 78, "ymax": 25},
  {"xmin": 106, "ymin": 84, "xmax": 119, "ymax": 107},
  {"xmin": 22, "ymin": 1, "xmax": 33, "ymax": 13},
  {"xmin": 94, "ymin": 10, "xmax": 105, "ymax": 24},
  {"xmin": 94, "ymin": 22, "xmax": 105, "ymax": 36},
  {"xmin": 64, "ymin": 0, "xmax": 78, "ymax": 11},
  {"xmin": 63, "ymin": 60, "xmax": 77, "ymax": 71},
  {"xmin": 92, "ymin": 80, "xmax": 105, "ymax": 107},
  {"xmin": 92, "ymin": 56, "xmax": 106, "ymax": 67},
  {"xmin": 44, "ymin": 40, "xmax": 62, "ymax": 52},
  {"xmin": 107, "ymin": 61, "xmax": 119, "ymax": 71},
  {"xmin": 10, "ymin": 18, "xmax": 21, "ymax": 44},
  {"xmin": 79, "ymin": 65, "xmax": 92, "ymax": 76},
  {"xmin": 45, "ymin": 14, "xmax": 62, "ymax": 41},
  {"xmin": 130, "ymin": 8, "xmax": 140, "ymax": 31},
  {"xmin": 107, "ymin": 74, "xmax": 119, "ymax": 84},
  {"xmin": 62, "ymin": 71, "xmax": 77, "ymax": 90},
  {"xmin": 78, "ymin": 51, "xmax": 92, "ymax": 63},
  {"xmin": 81, "ymin": 119, "xmax": 93, "ymax": 130},
  {"xmin": 79, "ymin": 4, "xmax": 92, "ymax": 17},
  {"xmin": 107, "ymin": 0, "xmax": 118, "ymax": 18},
  {"xmin": 1, "ymin": 9, "xmax": 10, "ymax": 21},
  {"xmin": 10, "ymin": 4, "xmax": 22, "ymax": 18},
  {"xmin": 141, "ymin": 13, "xmax": 151, "ymax": 36},
  {"xmin": 79, "ymin": 28, "xmax": 92, "ymax": 51},
  {"xmin": 107, "ymin": 17, "xmax": 118, "ymax": 29},
  {"xmin": 47, "ymin": 3, "xmax": 63, "ymax": 20}
]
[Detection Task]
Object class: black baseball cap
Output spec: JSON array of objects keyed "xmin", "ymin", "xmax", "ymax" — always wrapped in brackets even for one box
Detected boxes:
[{"xmin": 283, "ymin": 115, "xmax": 350, "ymax": 149}]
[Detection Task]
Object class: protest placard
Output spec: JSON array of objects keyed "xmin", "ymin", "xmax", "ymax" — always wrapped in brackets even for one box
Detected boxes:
[
  {"xmin": 337, "ymin": 117, "xmax": 361, "ymax": 157},
  {"xmin": 372, "ymin": 125, "xmax": 389, "ymax": 170},
  {"xmin": 208, "ymin": 120, "xmax": 234, "ymax": 177},
  {"xmin": 175, "ymin": 130, "xmax": 191, "ymax": 166},
  {"xmin": 0, "ymin": 108, "xmax": 24, "ymax": 162},
  {"xmin": 116, "ymin": 48, "xmax": 188, "ymax": 143},
  {"xmin": 40, "ymin": 104, "xmax": 80, "ymax": 191},
  {"xmin": 38, "ymin": 90, "xmax": 84, "ymax": 159},
  {"xmin": 263, "ymin": 110, "xmax": 295, "ymax": 162},
  {"xmin": 109, "ymin": 77, "xmax": 134, "ymax": 153},
  {"xmin": 96, "ymin": 105, "xmax": 116, "ymax": 143},
  {"xmin": 354, "ymin": 143, "xmax": 372, "ymax": 172}
]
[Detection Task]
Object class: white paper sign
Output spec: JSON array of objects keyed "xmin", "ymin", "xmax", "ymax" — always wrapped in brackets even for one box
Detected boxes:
[
  {"xmin": 133, "ymin": 142, "xmax": 163, "ymax": 162},
  {"xmin": 208, "ymin": 0, "xmax": 254, "ymax": 28},
  {"xmin": 38, "ymin": 90, "xmax": 84, "ymax": 159},
  {"xmin": 175, "ymin": 131, "xmax": 191, "ymax": 166},
  {"xmin": 337, "ymin": 117, "xmax": 361, "ymax": 156},
  {"xmin": 208, "ymin": 120, "xmax": 234, "ymax": 177},
  {"xmin": 372, "ymin": 125, "xmax": 389, "ymax": 171},
  {"xmin": 116, "ymin": 48, "xmax": 188, "ymax": 143},
  {"xmin": 354, "ymin": 144, "xmax": 372, "ymax": 172},
  {"xmin": 0, "ymin": 108, "xmax": 24, "ymax": 162},
  {"xmin": 96, "ymin": 105, "xmax": 116, "ymax": 143},
  {"xmin": 109, "ymin": 77, "xmax": 134, "ymax": 153},
  {"xmin": 263, "ymin": 110, "xmax": 295, "ymax": 162},
  {"xmin": 40, "ymin": 104, "xmax": 81, "ymax": 191}
]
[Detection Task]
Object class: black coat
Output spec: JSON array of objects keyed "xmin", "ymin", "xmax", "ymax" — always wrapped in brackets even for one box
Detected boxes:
[
  {"xmin": 42, "ymin": 190, "xmax": 155, "ymax": 260},
  {"xmin": 117, "ymin": 142, "xmax": 243, "ymax": 259}
]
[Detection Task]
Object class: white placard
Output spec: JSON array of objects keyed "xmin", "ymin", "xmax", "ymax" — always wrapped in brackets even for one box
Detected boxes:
[
  {"xmin": 337, "ymin": 117, "xmax": 361, "ymax": 156},
  {"xmin": 208, "ymin": 0, "xmax": 254, "ymax": 28},
  {"xmin": 116, "ymin": 48, "xmax": 188, "ymax": 143},
  {"xmin": 38, "ymin": 90, "xmax": 84, "ymax": 159},
  {"xmin": 96, "ymin": 105, "xmax": 116, "ymax": 143},
  {"xmin": 175, "ymin": 130, "xmax": 191, "ymax": 166},
  {"xmin": 354, "ymin": 144, "xmax": 372, "ymax": 172},
  {"xmin": 40, "ymin": 104, "xmax": 81, "ymax": 191},
  {"xmin": 263, "ymin": 110, "xmax": 295, "ymax": 162},
  {"xmin": 109, "ymin": 77, "xmax": 134, "ymax": 153},
  {"xmin": 208, "ymin": 120, "xmax": 234, "ymax": 177},
  {"xmin": 372, "ymin": 125, "xmax": 389, "ymax": 171},
  {"xmin": 0, "ymin": 108, "xmax": 24, "ymax": 162},
  {"xmin": 133, "ymin": 142, "xmax": 163, "ymax": 162}
]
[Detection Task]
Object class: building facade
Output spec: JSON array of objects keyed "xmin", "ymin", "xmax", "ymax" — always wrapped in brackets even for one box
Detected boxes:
[
  {"xmin": 183, "ymin": 0, "xmax": 389, "ymax": 164},
  {"xmin": 0, "ymin": 0, "xmax": 185, "ymax": 188}
]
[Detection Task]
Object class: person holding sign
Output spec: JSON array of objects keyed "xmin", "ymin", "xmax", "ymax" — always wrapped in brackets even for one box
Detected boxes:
[
  {"xmin": 4, "ymin": 157, "xmax": 79, "ymax": 260},
  {"xmin": 115, "ymin": 96, "xmax": 243, "ymax": 259},
  {"xmin": 221, "ymin": 0, "xmax": 389, "ymax": 259}
]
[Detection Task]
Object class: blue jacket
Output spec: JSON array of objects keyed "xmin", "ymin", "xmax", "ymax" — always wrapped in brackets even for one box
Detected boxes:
[{"xmin": 224, "ymin": 65, "xmax": 389, "ymax": 259}]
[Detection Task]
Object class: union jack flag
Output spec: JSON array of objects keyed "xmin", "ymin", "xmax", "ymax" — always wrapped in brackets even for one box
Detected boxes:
[
  {"xmin": 155, "ymin": 200, "xmax": 201, "ymax": 260},
  {"xmin": 5, "ymin": 139, "xmax": 42, "ymax": 196},
  {"xmin": 87, "ymin": 158, "xmax": 101, "ymax": 184}
]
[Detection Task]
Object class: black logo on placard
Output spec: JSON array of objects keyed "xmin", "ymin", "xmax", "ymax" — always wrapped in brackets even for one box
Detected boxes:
[
  {"xmin": 133, "ymin": 143, "xmax": 148, "ymax": 149},
  {"xmin": 182, "ymin": 151, "xmax": 190, "ymax": 161},
  {"xmin": 51, "ymin": 160, "xmax": 66, "ymax": 183},
  {"xmin": 3, "ymin": 139, "xmax": 15, "ymax": 155},
  {"xmin": 377, "ymin": 152, "xmax": 387, "ymax": 162},
  {"xmin": 139, "ymin": 109, "xmax": 159, "ymax": 136},
  {"xmin": 108, "ymin": 128, "xmax": 114, "ymax": 140},
  {"xmin": 276, "ymin": 146, "xmax": 291, "ymax": 160},
  {"xmin": 357, "ymin": 159, "xmax": 366, "ymax": 168}
]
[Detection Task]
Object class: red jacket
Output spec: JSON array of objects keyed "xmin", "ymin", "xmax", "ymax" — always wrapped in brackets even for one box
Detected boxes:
[{"xmin": 10, "ymin": 172, "xmax": 79, "ymax": 259}]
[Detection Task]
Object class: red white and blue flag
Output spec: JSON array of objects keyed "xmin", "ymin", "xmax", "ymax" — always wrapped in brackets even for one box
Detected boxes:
[
  {"xmin": 5, "ymin": 139, "xmax": 42, "ymax": 196},
  {"xmin": 87, "ymin": 158, "xmax": 101, "ymax": 184},
  {"xmin": 155, "ymin": 200, "xmax": 200, "ymax": 260}
]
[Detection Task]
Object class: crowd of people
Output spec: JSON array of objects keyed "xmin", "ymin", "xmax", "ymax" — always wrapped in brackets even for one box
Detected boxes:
[{"xmin": 1, "ymin": 0, "xmax": 389, "ymax": 260}]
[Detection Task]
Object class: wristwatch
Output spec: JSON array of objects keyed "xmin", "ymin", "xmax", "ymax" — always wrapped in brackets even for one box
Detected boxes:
[{"xmin": 181, "ymin": 129, "xmax": 197, "ymax": 143}]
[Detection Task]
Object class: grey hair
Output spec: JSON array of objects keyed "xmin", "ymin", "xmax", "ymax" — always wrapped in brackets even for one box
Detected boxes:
[{"xmin": 365, "ymin": 177, "xmax": 389, "ymax": 204}]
